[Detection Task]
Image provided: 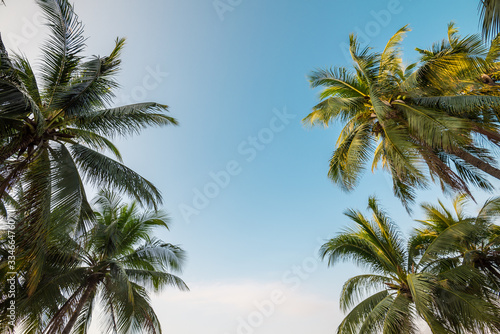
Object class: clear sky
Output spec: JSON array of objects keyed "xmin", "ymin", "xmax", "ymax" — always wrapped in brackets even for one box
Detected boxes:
[{"xmin": 0, "ymin": 0, "xmax": 496, "ymax": 333}]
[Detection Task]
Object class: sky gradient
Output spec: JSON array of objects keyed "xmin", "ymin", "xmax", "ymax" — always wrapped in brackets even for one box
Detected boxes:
[{"xmin": 0, "ymin": 0, "xmax": 495, "ymax": 333}]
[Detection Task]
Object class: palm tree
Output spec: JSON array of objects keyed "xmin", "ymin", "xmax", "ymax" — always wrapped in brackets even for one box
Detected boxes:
[
  {"xmin": 0, "ymin": 0, "xmax": 177, "ymax": 293},
  {"xmin": 321, "ymin": 197, "xmax": 500, "ymax": 333},
  {"xmin": 0, "ymin": 0, "xmax": 176, "ymax": 207},
  {"xmin": 5, "ymin": 190, "xmax": 188, "ymax": 334},
  {"xmin": 305, "ymin": 25, "xmax": 500, "ymax": 209},
  {"xmin": 412, "ymin": 195, "xmax": 500, "ymax": 292}
]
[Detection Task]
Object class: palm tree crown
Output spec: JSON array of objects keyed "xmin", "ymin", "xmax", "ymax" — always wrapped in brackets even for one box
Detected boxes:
[
  {"xmin": 305, "ymin": 24, "xmax": 500, "ymax": 209},
  {"xmin": 321, "ymin": 197, "xmax": 500, "ymax": 333},
  {"xmin": 7, "ymin": 190, "xmax": 188, "ymax": 334},
  {"xmin": 413, "ymin": 195, "xmax": 500, "ymax": 293},
  {"xmin": 0, "ymin": 0, "xmax": 177, "ymax": 210}
]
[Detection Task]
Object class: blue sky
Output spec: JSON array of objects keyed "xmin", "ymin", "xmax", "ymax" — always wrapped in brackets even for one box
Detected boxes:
[{"xmin": 0, "ymin": 0, "xmax": 496, "ymax": 333}]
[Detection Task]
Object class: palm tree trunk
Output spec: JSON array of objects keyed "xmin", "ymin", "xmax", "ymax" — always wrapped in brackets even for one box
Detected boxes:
[
  {"xmin": 453, "ymin": 149, "xmax": 500, "ymax": 180},
  {"xmin": 60, "ymin": 278, "xmax": 99, "ymax": 334}
]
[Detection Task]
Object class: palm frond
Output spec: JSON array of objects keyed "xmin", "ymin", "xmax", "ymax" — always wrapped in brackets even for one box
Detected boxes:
[
  {"xmin": 328, "ymin": 122, "xmax": 375, "ymax": 191},
  {"xmin": 479, "ymin": 0, "xmax": 500, "ymax": 40},
  {"xmin": 70, "ymin": 144, "xmax": 162, "ymax": 208},
  {"xmin": 72, "ymin": 102, "xmax": 177, "ymax": 138},
  {"xmin": 336, "ymin": 290, "xmax": 391, "ymax": 334},
  {"xmin": 52, "ymin": 38, "xmax": 125, "ymax": 116},
  {"xmin": 36, "ymin": 0, "xmax": 85, "ymax": 108},
  {"xmin": 339, "ymin": 274, "xmax": 391, "ymax": 311}
]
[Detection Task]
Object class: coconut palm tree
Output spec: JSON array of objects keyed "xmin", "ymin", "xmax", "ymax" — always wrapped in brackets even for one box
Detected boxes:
[
  {"xmin": 4, "ymin": 190, "xmax": 188, "ymax": 334},
  {"xmin": 412, "ymin": 195, "xmax": 500, "ymax": 292},
  {"xmin": 321, "ymin": 197, "xmax": 500, "ymax": 333},
  {"xmin": 0, "ymin": 0, "xmax": 177, "ymax": 294},
  {"xmin": 0, "ymin": 0, "xmax": 176, "ymax": 207},
  {"xmin": 305, "ymin": 25, "xmax": 500, "ymax": 209}
]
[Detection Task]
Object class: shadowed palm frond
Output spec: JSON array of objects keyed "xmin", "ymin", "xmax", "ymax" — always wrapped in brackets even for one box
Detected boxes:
[{"xmin": 480, "ymin": 0, "xmax": 500, "ymax": 40}]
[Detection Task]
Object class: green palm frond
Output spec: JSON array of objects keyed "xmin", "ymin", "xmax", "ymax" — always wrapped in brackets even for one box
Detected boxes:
[
  {"xmin": 419, "ymin": 222, "xmax": 477, "ymax": 266},
  {"xmin": 120, "ymin": 240, "xmax": 186, "ymax": 271},
  {"xmin": 486, "ymin": 34, "xmax": 500, "ymax": 62},
  {"xmin": 408, "ymin": 95, "xmax": 500, "ymax": 115},
  {"xmin": 72, "ymin": 102, "xmax": 177, "ymax": 138},
  {"xmin": 447, "ymin": 153, "xmax": 495, "ymax": 191},
  {"xmin": 125, "ymin": 269, "xmax": 188, "ymax": 292},
  {"xmin": 70, "ymin": 144, "xmax": 162, "ymax": 208},
  {"xmin": 476, "ymin": 195, "xmax": 500, "ymax": 220},
  {"xmin": 356, "ymin": 292, "xmax": 394, "ymax": 334},
  {"xmin": 62, "ymin": 128, "xmax": 123, "ymax": 161},
  {"xmin": 339, "ymin": 274, "xmax": 391, "ymax": 311},
  {"xmin": 480, "ymin": 0, "xmax": 500, "ymax": 40},
  {"xmin": 309, "ymin": 67, "xmax": 367, "ymax": 97},
  {"xmin": 336, "ymin": 290, "xmax": 391, "ymax": 334},
  {"xmin": 304, "ymin": 96, "xmax": 367, "ymax": 125},
  {"xmin": 436, "ymin": 265, "xmax": 500, "ymax": 332},
  {"xmin": 392, "ymin": 102, "xmax": 469, "ymax": 150},
  {"xmin": 381, "ymin": 293, "xmax": 417, "ymax": 334},
  {"xmin": 379, "ymin": 121, "xmax": 426, "ymax": 182},
  {"xmin": 328, "ymin": 122, "xmax": 375, "ymax": 191},
  {"xmin": 52, "ymin": 38, "xmax": 124, "ymax": 116},
  {"xmin": 380, "ymin": 25, "xmax": 410, "ymax": 81},
  {"xmin": 390, "ymin": 173, "xmax": 418, "ymax": 213},
  {"xmin": 10, "ymin": 53, "xmax": 42, "ymax": 106},
  {"xmin": 115, "ymin": 283, "xmax": 162, "ymax": 334},
  {"xmin": 406, "ymin": 273, "xmax": 450, "ymax": 333},
  {"xmin": 349, "ymin": 34, "xmax": 381, "ymax": 85},
  {"xmin": 36, "ymin": 0, "xmax": 85, "ymax": 109}
]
